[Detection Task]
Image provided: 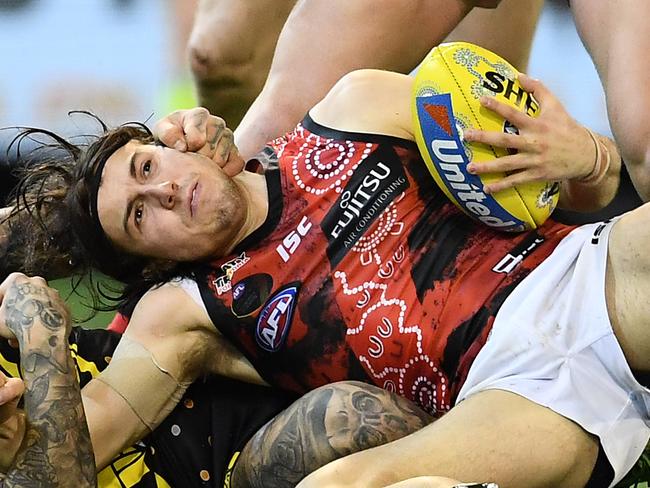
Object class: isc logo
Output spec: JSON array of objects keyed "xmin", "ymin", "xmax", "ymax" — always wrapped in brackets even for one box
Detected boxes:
[{"xmin": 276, "ymin": 216, "xmax": 312, "ymax": 262}]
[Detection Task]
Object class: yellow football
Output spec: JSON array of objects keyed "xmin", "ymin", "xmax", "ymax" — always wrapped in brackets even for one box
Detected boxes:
[{"xmin": 412, "ymin": 41, "xmax": 559, "ymax": 232}]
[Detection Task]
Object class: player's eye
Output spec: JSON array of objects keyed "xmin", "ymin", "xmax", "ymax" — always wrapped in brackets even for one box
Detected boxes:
[
  {"xmin": 134, "ymin": 204, "xmax": 144, "ymax": 226},
  {"xmin": 142, "ymin": 161, "xmax": 152, "ymax": 177}
]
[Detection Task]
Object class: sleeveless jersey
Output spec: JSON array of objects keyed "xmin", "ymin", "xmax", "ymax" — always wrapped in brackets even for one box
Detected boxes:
[
  {"xmin": 0, "ymin": 326, "xmax": 293, "ymax": 488},
  {"xmin": 194, "ymin": 115, "xmax": 575, "ymax": 416}
]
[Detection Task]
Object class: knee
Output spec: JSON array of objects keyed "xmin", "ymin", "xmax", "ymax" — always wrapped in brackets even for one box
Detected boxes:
[
  {"xmin": 187, "ymin": 3, "xmax": 275, "ymax": 121},
  {"xmin": 188, "ymin": 34, "xmax": 265, "ymax": 101}
]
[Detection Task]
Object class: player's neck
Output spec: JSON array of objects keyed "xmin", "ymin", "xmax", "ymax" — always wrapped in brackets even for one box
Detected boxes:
[{"xmin": 229, "ymin": 170, "xmax": 269, "ymax": 249}]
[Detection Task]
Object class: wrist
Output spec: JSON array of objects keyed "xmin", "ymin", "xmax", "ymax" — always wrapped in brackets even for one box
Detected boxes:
[
  {"xmin": 576, "ymin": 128, "xmax": 610, "ymax": 186},
  {"xmin": 14, "ymin": 323, "xmax": 69, "ymax": 349}
]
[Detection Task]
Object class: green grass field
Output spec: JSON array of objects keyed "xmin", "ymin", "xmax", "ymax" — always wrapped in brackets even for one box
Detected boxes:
[{"xmin": 50, "ymin": 274, "xmax": 121, "ymax": 329}]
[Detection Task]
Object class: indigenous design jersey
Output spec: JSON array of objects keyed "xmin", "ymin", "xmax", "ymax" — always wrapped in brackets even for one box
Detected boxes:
[
  {"xmin": 0, "ymin": 326, "xmax": 293, "ymax": 488},
  {"xmin": 195, "ymin": 115, "xmax": 575, "ymax": 416}
]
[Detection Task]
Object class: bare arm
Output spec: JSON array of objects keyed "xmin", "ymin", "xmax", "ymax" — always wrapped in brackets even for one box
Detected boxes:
[
  {"xmin": 232, "ymin": 381, "xmax": 433, "ymax": 487},
  {"xmin": 309, "ymin": 70, "xmax": 415, "ymax": 141},
  {"xmin": 571, "ymin": 0, "xmax": 650, "ymax": 200},
  {"xmin": 81, "ymin": 281, "xmax": 264, "ymax": 470},
  {"xmin": 235, "ymin": 0, "xmax": 474, "ymax": 159},
  {"xmin": 80, "ymin": 283, "xmax": 216, "ymax": 469},
  {"xmin": 0, "ymin": 273, "xmax": 95, "ymax": 488},
  {"xmin": 310, "ymin": 68, "xmax": 622, "ymax": 214}
]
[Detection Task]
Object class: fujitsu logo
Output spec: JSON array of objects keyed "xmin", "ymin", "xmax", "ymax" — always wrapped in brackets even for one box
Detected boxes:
[
  {"xmin": 330, "ymin": 162, "xmax": 391, "ymax": 239},
  {"xmin": 320, "ymin": 145, "xmax": 409, "ymax": 266}
]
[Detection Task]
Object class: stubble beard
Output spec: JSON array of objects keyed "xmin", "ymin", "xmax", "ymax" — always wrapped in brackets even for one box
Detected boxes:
[{"xmin": 213, "ymin": 177, "xmax": 247, "ymax": 250}]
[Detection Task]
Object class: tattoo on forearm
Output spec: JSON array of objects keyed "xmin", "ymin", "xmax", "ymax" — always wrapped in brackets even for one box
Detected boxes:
[
  {"xmin": 233, "ymin": 382, "xmax": 433, "ymax": 488},
  {"xmin": 1, "ymin": 280, "xmax": 96, "ymax": 487},
  {"xmin": 5, "ymin": 282, "xmax": 65, "ymax": 339}
]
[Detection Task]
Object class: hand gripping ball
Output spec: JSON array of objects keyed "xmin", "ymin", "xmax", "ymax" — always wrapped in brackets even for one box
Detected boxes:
[{"xmin": 412, "ymin": 42, "xmax": 559, "ymax": 232}]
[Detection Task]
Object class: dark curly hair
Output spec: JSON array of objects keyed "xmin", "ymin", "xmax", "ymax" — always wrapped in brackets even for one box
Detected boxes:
[{"xmin": 4, "ymin": 117, "xmax": 193, "ymax": 311}]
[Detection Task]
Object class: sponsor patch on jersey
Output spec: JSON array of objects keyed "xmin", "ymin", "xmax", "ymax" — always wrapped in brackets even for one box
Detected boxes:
[
  {"xmin": 255, "ymin": 283, "xmax": 300, "ymax": 352},
  {"xmin": 212, "ymin": 252, "xmax": 250, "ymax": 295},
  {"xmin": 321, "ymin": 144, "xmax": 409, "ymax": 266},
  {"xmin": 231, "ymin": 273, "xmax": 274, "ymax": 318},
  {"xmin": 491, "ymin": 231, "xmax": 545, "ymax": 274},
  {"xmin": 591, "ymin": 219, "xmax": 612, "ymax": 245}
]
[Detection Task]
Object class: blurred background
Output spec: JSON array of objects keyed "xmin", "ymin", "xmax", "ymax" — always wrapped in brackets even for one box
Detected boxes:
[
  {"xmin": 0, "ymin": 0, "xmax": 611, "ymax": 326},
  {"xmin": 0, "ymin": 0, "xmax": 197, "ymax": 134},
  {"xmin": 0, "ymin": 0, "xmax": 609, "ymax": 140}
]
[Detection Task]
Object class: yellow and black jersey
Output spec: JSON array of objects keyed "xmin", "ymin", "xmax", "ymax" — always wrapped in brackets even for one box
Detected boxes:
[{"xmin": 0, "ymin": 327, "xmax": 294, "ymax": 487}]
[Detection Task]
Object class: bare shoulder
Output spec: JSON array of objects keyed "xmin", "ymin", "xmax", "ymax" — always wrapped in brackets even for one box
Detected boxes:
[
  {"xmin": 127, "ymin": 281, "xmax": 266, "ymax": 384},
  {"xmin": 309, "ymin": 69, "xmax": 414, "ymax": 140},
  {"xmin": 127, "ymin": 280, "xmax": 214, "ymax": 338}
]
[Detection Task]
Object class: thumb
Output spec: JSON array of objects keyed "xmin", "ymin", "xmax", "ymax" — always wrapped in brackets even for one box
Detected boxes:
[{"xmin": 153, "ymin": 118, "xmax": 187, "ymax": 152}]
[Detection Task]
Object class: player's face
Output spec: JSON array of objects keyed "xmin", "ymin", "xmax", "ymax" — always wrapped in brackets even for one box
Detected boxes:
[
  {"xmin": 0, "ymin": 410, "xmax": 26, "ymax": 472},
  {"xmin": 97, "ymin": 140, "xmax": 247, "ymax": 261}
]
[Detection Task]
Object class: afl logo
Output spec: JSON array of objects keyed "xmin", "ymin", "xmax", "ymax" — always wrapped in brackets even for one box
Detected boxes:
[{"xmin": 256, "ymin": 284, "xmax": 300, "ymax": 352}]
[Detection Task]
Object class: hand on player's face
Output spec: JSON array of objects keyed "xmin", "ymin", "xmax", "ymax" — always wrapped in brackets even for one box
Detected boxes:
[
  {"xmin": 462, "ymin": 74, "xmax": 596, "ymax": 194},
  {"xmin": 153, "ymin": 108, "xmax": 246, "ymax": 177}
]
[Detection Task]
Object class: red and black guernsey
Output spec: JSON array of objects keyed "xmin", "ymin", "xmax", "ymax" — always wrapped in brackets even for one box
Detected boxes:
[{"xmin": 194, "ymin": 115, "xmax": 575, "ymax": 416}]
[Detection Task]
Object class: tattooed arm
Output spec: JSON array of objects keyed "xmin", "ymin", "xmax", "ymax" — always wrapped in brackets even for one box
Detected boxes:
[
  {"xmin": 0, "ymin": 273, "xmax": 96, "ymax": 488},
  {"xmin": 232, "ymin": 381, "xmax": 433, "ymax": 488}
]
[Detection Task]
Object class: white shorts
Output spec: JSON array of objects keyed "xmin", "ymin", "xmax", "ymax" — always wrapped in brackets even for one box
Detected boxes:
[{"xmin": 457, "ymin": 219, "xmax": 650, "ymax": 487}]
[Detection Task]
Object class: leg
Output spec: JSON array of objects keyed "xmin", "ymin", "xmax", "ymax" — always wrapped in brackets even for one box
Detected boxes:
[
  {"xmin": 297, "ymin": 389, "xmax": 599, "ymax": 488},
  {"xmin": 188, "ymin": 0, "xmax": 296, "ymax": 127},
  {"xmin": 570, "ymin": 0, "xmax": 650, "ymax": 200},
  {"xmin": 444, "ymin": 0, "xmax": 544, "ymax": 71},
  {"xmin": 234, "ymin": 0, "xmax": 475, "ymax": 159}
]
